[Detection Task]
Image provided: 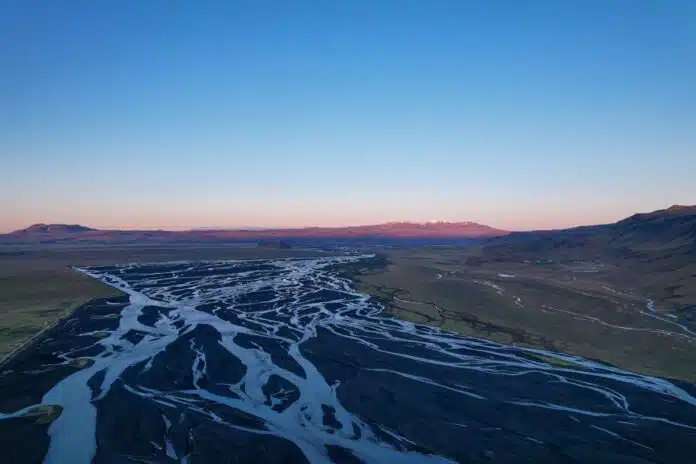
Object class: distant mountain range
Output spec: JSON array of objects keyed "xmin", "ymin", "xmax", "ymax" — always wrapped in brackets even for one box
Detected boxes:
[
  {"xmin": 0, "ymin": 221, "xmax": 507, "ymax": 245},
  {"xmin": 5, "ymin": 206, "xmax": 694, "ymax": 252},
  {"xmin": 483, "ymin": 205, "xmax": 696, "ymax": 257}
]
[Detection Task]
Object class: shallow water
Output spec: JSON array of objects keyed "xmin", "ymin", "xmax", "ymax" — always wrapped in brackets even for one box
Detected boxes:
[{"xmin": 1, "ymin": 255, "xmax": 696, "ymax": 463}]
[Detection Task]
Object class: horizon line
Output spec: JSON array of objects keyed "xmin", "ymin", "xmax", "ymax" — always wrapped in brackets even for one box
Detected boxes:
[
  {"xmin": 3, "ymin": 203, "xmax": 691, "ymax": 235},
  {"xmin": 2, "ymin": 219, "xmax": 600, "ymax": 235}
]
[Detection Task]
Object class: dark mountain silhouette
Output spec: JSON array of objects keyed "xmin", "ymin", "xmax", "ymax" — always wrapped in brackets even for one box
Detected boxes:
[
  {"xmin": 15, "ymin": 223, "xmax": 96, "ymax": 235},
  {"xmin": 1, "ymin": 221, "xmax": 507, "ymax": 245},
  {"xmin": 483, "ymin": 205, "xmax": 696, "ymax": 256}
]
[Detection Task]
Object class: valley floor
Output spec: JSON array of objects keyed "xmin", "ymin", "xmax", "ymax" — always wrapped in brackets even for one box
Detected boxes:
[
  {"xmin": 352, "ymin": 248, "xmax": 696, "ymax": 382},
  {"xmin": 3, "ymin": 244, "xmax": 694, "ymax": 383},
  {"xmin": 1, "ymin": 255, "xmax": 695, "ymax": 462}
]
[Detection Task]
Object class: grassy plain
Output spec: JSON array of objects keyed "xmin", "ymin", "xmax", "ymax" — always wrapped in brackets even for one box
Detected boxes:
[
  {"xmin": 353, "ymin": 247, "xmax": 696, "ymax": 382},
  {"xmin": 0, "ymin": 266, "xmax": 121, "ymax": 357}
]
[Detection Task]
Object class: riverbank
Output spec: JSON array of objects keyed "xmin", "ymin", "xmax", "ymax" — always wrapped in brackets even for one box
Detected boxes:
[
  {"xmin": 0, "ymin": 266, "xmax": 123, "ymax": 360},
  {"xmin": 0, "ymin": 245, "xmax": 326, "ymax": 362}
]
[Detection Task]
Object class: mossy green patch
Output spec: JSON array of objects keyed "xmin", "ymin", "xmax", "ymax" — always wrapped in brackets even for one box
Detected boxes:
[
  {"xmin": 528, "ymin": 353, "xmax": 581, "ymax": 368},
  {"xmin": 69, "ymin": 358, "xmax": 94, "ymax": 369},
  {"xmin": 20, "ymin": 405, "xmax": 63, "ymax": 424},
  {"xmin": 92, "ymin": 313, "xmax": 120, "ymax": 320}
]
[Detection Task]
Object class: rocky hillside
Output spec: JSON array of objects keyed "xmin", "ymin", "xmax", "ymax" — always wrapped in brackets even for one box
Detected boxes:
[{"xmin": 479, "ymin": 205, "xmax": 696, "ymax": 310}]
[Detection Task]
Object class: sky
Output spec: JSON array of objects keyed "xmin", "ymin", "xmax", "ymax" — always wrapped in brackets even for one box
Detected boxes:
[{"xmin": 1, "ymin": 1, "xmax": 695, "ymax": 232}]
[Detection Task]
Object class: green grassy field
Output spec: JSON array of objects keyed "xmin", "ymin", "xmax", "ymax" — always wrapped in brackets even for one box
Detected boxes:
[
  {"xmin": 0, "ymin": 246, "xmax": 324, "ymax": 359},
  {"xmin": 0, "ymin": 267, "xmax": 122, "ymax": 357},
  {"xmin": 355, "ymin": 248, "xmax": 696, "ymax": 382}
]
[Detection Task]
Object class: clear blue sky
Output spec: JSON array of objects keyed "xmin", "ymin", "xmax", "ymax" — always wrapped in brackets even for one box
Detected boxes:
[{"xmin": 1, "ymin": 1, "xmax": 694, "ymax": 232}]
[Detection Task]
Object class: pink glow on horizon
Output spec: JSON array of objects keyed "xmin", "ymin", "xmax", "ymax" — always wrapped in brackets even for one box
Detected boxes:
[{"xmin": 0, "ymin": 208, "xmax": 633, "ymax": 234}]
